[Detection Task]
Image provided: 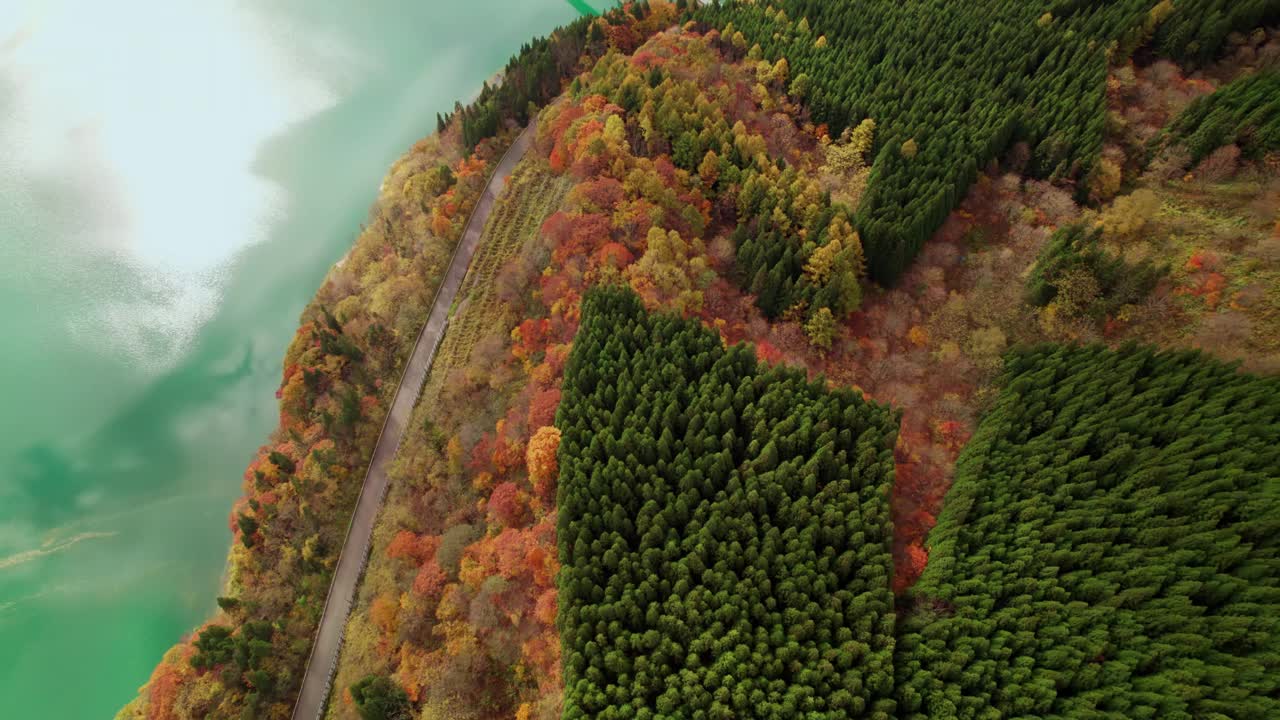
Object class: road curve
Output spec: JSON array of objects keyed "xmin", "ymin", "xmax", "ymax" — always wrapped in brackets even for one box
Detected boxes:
[{"xmin": 292, "ymin": 123, "xmax": 537, "ymax": 720}]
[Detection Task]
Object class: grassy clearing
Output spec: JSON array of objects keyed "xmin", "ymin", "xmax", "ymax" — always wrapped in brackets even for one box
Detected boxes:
[
  {"xmin": 425, "ymin": 161, "xmax": 571, "ymax": 396},
  {"xmin": 1118, "ymin": 172, "xmax": 1280, "ymax": 371}
]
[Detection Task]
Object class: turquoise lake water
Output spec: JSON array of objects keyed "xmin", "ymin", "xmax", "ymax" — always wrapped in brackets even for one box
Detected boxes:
[{"xmin": 0, "ymin": 1, "xmax": 594, "ymax": 715}]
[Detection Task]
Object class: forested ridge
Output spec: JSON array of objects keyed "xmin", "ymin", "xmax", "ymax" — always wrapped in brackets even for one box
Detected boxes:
[
  {"xmin": 332, "ymin": 9, "xmax": 1280, "ymax": 720},
  {"xmin": 1025, "ymin": 223, "xmax": 1168, "ymax": 322},
  {"xmin": 119, "ymin": 1, "xmax": 1280, "ymax": 718},
  {"xmin": 320, "ymin": 26, "xmax": 883, "ymax": 718}
]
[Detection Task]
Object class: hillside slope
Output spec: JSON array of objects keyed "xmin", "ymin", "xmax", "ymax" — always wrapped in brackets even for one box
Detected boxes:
[{"xmin": 122, "ymin": 2, "xmax": 1280, "ymax": 718}]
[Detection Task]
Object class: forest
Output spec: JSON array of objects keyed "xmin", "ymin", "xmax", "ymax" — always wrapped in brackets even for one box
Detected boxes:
[
  {"xmin": 448, "ymin": 0, "xmax": 684, "ymax": 150},
  {"xmin": 320, "ymin": 25, "xmax": 871, "ymax": 719},
  {"xmin": 695, "ymin": 0, "xmax": 1280, "ymax": 284},
  {"xmin": 896, "ymin": 345, "xmax": 1280, "ymax": 718},
  {"xmin": 553, "ymin": 291, "xmax": 1280, "ymax": 720},
  {"xmin": 122, "ymin": 1, "xmax": 1280, "ymax": 718},
  {"xmin": 1164, "ymin": 68, "xmax": 1280, "ymax": 163},
  {"xmin": 557, "ymin": 287, "xmax": 898, "ymax": 718}
]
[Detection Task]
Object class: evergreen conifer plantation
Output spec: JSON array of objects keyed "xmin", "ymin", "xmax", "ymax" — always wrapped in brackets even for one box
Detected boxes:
[
  {"xmin": 1166, "ymin": 69, "xmax": 1280, "ymax": 164},
  {"xmin": 895, "ymin": 344, "xmax": 1280, "ymax": 719},
  {"xmin": 556, "ymin": 286, "xmax": 900, "ymax": 719}
]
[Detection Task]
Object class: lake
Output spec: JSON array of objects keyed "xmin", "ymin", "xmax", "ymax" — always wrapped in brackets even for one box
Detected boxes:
[{"xmin": 0, "ymin": 1, "xmax": 595, "ymax": 715}]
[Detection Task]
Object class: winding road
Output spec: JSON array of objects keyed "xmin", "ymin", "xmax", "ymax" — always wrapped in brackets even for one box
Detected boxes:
[{"xmin": 291, "ymin": 123, "xmax": 536, "ymax": 720}]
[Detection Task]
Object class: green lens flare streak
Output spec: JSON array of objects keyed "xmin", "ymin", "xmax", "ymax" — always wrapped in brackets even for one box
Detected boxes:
[{"xmin": 567, "ymin": 0, "xmax": 599, "ymax": 16}]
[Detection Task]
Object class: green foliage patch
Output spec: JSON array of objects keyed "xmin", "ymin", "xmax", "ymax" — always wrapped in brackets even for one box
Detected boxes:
[
  {"xmin": 556, "ymin": 286, "xmax": 899, "ymax": 719},
  {"xmin": 1167, "ymin": 69, "xmax": 1280, "ymax": 165},
  {"xmin": 1026, "ymin": 223, "xmax": 1168, "ymax": 320},
  {"xmin": 350, "ymin": 675, "xmax": 411, "ymax": 720},
  {"xmin": 896, "ymin": 344, "xmax": 1280, "ymax": 719}
]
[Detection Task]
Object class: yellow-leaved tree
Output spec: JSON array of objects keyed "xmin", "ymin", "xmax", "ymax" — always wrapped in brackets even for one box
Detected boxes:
[
  {"xmin": 627, "ymin": 226, "xmax": 712, "ymax": 313},
  {"xmin": 822, "ymin": 118, "xmax": 876, "ymax": 206},
  {"xmin": 803, "ymin": 214, "xmax": 865, "ymax": 316}
]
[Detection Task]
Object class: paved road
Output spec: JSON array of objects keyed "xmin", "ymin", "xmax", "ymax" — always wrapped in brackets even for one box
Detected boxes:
[{"xmin": 291, "ymin": 124, "xmax": 536, "ymax": 720}]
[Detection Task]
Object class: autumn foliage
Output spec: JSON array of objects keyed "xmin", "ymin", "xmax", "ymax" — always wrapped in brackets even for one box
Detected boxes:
[
  {"xmin": 525, "ymin": 426, "xmax": 561, "ymax": 503},
  {"xmin": 120, "ymin": 97, "xmax": 519, "ymax": 720},
  {"xmin": 128, "ymin": 3, "xmax": 1280, "ymax": 718},
  {"xmin": 322, "ymin": 25, "xmax": 872, "ymax": 719}
]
